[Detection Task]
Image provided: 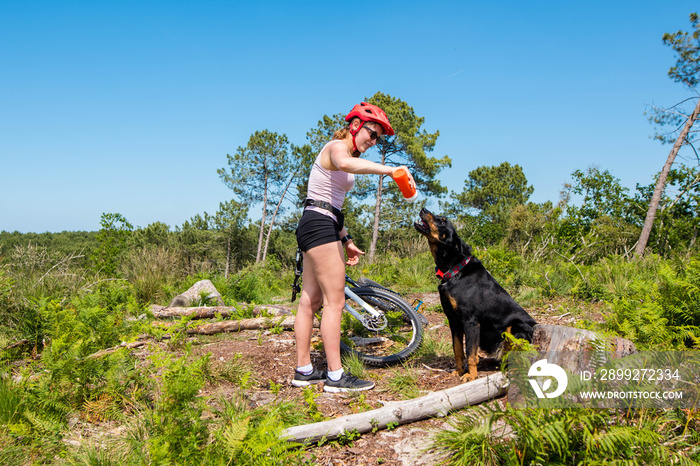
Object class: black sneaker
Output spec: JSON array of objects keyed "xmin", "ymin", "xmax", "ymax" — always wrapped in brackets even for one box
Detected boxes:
[
  {"xmin": 291, "ymin": 368, "xmax": 327, "ymax": 387},
  {"xmin": 323, "ymin": 372, "xmax": 375, "ymax": 393}
]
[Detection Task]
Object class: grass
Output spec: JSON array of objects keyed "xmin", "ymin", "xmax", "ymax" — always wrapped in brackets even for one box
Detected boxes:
[
  {"xmin": 387, "ymin": 362, "xmax": 421, "ymax": 399},
  {"xmin": 205, "ymin": 352, "xmax": 256, "ymax": 388},
  {"xmin": 341, "ymin": 351, "xmax": 370, "ymax": 381},
  {"xmin": 415, "ymin": 330, "xmax": 452, "ymax": 362}
]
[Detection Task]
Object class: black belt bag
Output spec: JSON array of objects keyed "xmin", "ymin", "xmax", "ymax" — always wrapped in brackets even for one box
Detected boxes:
[{"xmin": 304, "ymin": 198, "xmax": 345, "ymax": 231}]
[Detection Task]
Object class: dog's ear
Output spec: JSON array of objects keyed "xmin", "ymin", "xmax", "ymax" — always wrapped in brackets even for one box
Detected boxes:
[
  {"xmin": 457, "ymin": 236, "xmax": 472, "ymax": 257},
  {"xmin": 444, "ymin": 218, "xmax": 472, "ymax": 258},
  {"xmin": 447, "ymin": 220, "xmax": 472, "ymax": 257}
]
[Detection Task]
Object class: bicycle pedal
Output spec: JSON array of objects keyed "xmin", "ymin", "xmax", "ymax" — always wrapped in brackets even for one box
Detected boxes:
[{"xmin": 411, "ymin": 299, "xmax": 424, "ymax": 312}]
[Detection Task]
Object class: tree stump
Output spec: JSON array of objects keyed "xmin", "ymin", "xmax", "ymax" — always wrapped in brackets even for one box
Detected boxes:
[{"xmin": 532, "ymin": 323, "xmax": 637, "ymax": 374}]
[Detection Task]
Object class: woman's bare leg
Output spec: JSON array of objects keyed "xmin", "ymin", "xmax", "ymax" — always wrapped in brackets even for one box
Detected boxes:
[
  {"xmin": 294, "ymin": 253, "xmax": 322, "ymax": 369},
  {"xmin": 294, "ymin": 240, "xmax": 346, "ymax": 372}
]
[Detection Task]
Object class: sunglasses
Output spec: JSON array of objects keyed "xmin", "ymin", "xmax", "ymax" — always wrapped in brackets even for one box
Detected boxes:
[{"xmin": 362, "ymin": 125, "xmax": 383, "ymax": 142}]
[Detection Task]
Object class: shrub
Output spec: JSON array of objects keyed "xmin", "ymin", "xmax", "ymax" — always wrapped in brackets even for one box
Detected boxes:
[
  {"xmin": 607, "ymin": 260, "xmax": 700, "ymax": 349},
  {"xmin": 226, "ymin": 257, "xmax": 290, "ymax": 303},
  {"xmin": 357, "ymin": 251, "xmax": 435, "ymax": 294},
  {"xmin": 120, "ymin": 246, "xmax": 185, "ymax": 304}
]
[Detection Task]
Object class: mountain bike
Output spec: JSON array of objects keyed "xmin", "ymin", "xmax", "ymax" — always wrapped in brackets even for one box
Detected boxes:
[{"xmin": 292, "ymin": 250, "xmax": 423, "ymax": 366}]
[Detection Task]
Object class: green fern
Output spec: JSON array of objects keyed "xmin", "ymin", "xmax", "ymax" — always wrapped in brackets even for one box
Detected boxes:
[
  {"xmin": 222, "ymin": 417, "xmax": 250, "ymax": 461},
  {"xmin": 218, "ymin": 412, "xmax": 304, "ymax": 466},
  {"xmin": 433, "ymin": 403, "xmax": 700, "ymax": 465},
  {"xmin": 606, "ymin": 260, "xmax": 700, "ymax": 349},
  {"xmin": 21, "ymin": 409, "xmax": 63, "ymax": 437},
  {"xmin": 433, "ymin": 404, "xmax": 512, "ymax": 466}
]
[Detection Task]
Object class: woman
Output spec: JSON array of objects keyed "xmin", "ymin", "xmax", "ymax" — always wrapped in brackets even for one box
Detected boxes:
[{"xmin": 292, "ymin": 102, "xmax": 414, "ymax": 393}]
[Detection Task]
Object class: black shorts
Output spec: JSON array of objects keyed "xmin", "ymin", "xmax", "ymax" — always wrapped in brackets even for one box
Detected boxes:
[{"xmin": 296, "ymin": 210, "xmax": 341, "ymax": 252}]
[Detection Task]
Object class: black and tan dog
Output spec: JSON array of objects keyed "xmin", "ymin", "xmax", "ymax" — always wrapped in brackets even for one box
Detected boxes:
[{"xmin": 414, "ymin": 208, "xmax": 536, "ymax": 381}]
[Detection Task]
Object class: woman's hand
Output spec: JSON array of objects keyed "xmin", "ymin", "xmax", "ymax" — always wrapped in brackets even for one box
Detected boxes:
[
  {"xmin": 344, "ymin": 241, "xmax": 365, "ymax": 266},
  {"xmin": 392, "ymin": 165, "xmax": 416, "ymax": 189}
]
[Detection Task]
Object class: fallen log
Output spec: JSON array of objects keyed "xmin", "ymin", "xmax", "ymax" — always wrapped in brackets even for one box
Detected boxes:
[
  {"xmin": 150, "ymin": 304, "xmax": 293, "ymax": 319},
  {"xmin": 152, "ymin": 305, "xmax": 234, "ymax": 319},
  {"xmin": 183, "ymin": 315, "xmax": 318, "ymax": 335},
  {"xmin": 86, "ymin": 341, "xmax": 148, "ymax": 359},
  {"xmin": 281, "ymin": 372, "xmax": 506, "ymax": 444},
  {"xmin": 2, "ymin": 339, "xmax": 30, "ymax": 351}
]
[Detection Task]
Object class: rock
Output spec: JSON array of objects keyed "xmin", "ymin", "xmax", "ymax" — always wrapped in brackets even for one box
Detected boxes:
[{"xmin": 168, "ymin": 279, "xmax": 224, "ymax": 307}]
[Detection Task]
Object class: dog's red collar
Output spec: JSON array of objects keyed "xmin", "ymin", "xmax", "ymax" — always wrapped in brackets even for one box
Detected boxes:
[{"xmin": 435, "ymin": 257, "xmax": 471, "ymax": 281}]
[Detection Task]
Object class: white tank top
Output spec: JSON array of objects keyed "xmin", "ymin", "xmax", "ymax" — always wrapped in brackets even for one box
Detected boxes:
[{"xmin": 305, "ymin": 140, "xmax": 355, "ymax": 222}]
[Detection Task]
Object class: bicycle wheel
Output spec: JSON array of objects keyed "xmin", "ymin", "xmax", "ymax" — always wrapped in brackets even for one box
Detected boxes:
[
  {"xmin": 355, "ymin": 278, "xmax": 429, "ymax": 329},
  {"xmin": 339, "ymin": 286, "xmax": 423, "ymax": 366}
]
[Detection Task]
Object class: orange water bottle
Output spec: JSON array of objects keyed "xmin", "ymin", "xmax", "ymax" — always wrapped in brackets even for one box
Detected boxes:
[{"xmin": 392, "ymin": 167, "xmax": 418, "ymax": 202}]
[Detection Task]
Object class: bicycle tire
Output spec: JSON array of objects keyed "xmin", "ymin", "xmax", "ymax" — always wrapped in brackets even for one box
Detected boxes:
[{"xmin": 339, "ymin": 286, "xmax": 423, "ymax": 366}]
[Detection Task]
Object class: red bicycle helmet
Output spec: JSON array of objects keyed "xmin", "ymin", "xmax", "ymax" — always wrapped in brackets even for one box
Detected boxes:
[{"xmin": 345, "ymin": 102, "xmax": 395, "ymax": 136}]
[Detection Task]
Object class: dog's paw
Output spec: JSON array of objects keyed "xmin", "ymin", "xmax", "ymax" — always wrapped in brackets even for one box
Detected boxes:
[
  {"xmin": 460, "ymin": 372, "xmax": 478, "ymax": 383},
  {"xmin": 451, "ymin": 370, "xmax": 463, "ymax": 378}
]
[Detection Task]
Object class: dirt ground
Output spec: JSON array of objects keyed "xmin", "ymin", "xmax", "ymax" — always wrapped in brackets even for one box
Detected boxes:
[{"xmin": 168, "ymin": 291, "xmax": 592, "ymax": 465}]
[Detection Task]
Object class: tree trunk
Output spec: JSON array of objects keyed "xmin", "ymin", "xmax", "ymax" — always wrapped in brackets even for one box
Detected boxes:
[
  {"xmin": 635, "ymin": 97, "xmax": 700, "ymax": 258},
  {"xmin": 225, "ymin": 232, "xmax": 231, "ymax": 279},
  {"xmin": 368, "ymin": 178, "xmax": 384, "ymax": 263},
  {"xmin": 87, "ymin": 341, "xmax": 148, "ymax": 359},
  {"xmin": 3, "ymin": 339, "xmax": 29, "ymax": 351},
  {"xmin": 262, "ymin": 170, "xmax": 298, "ymax": 262},
  {"xmin": 256, "ymin": 176, "xmax": 269, "ymax": 263}
]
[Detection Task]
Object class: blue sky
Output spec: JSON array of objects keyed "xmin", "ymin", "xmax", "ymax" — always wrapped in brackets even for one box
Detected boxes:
[{"xmin": 2, "ymin": 0, "xmax": 698, "ymax": 233}]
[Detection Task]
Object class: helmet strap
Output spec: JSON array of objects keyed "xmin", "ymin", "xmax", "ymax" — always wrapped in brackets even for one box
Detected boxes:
[{"xmin": 349, "ymin": 121, "xmax": 365, "ymax": 153}]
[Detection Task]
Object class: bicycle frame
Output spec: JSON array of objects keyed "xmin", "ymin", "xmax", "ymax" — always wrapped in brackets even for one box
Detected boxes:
[
  {"xmin": 291, "ymin": 264, "xmax": 388, "ymax": 331},
  {"xmin": 339, "ymin": 284, "xmax": 423, "ymax": 366},
  {"xmin": 344, "ymin": 275, "xmax": 387, "ymax": 331}
]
